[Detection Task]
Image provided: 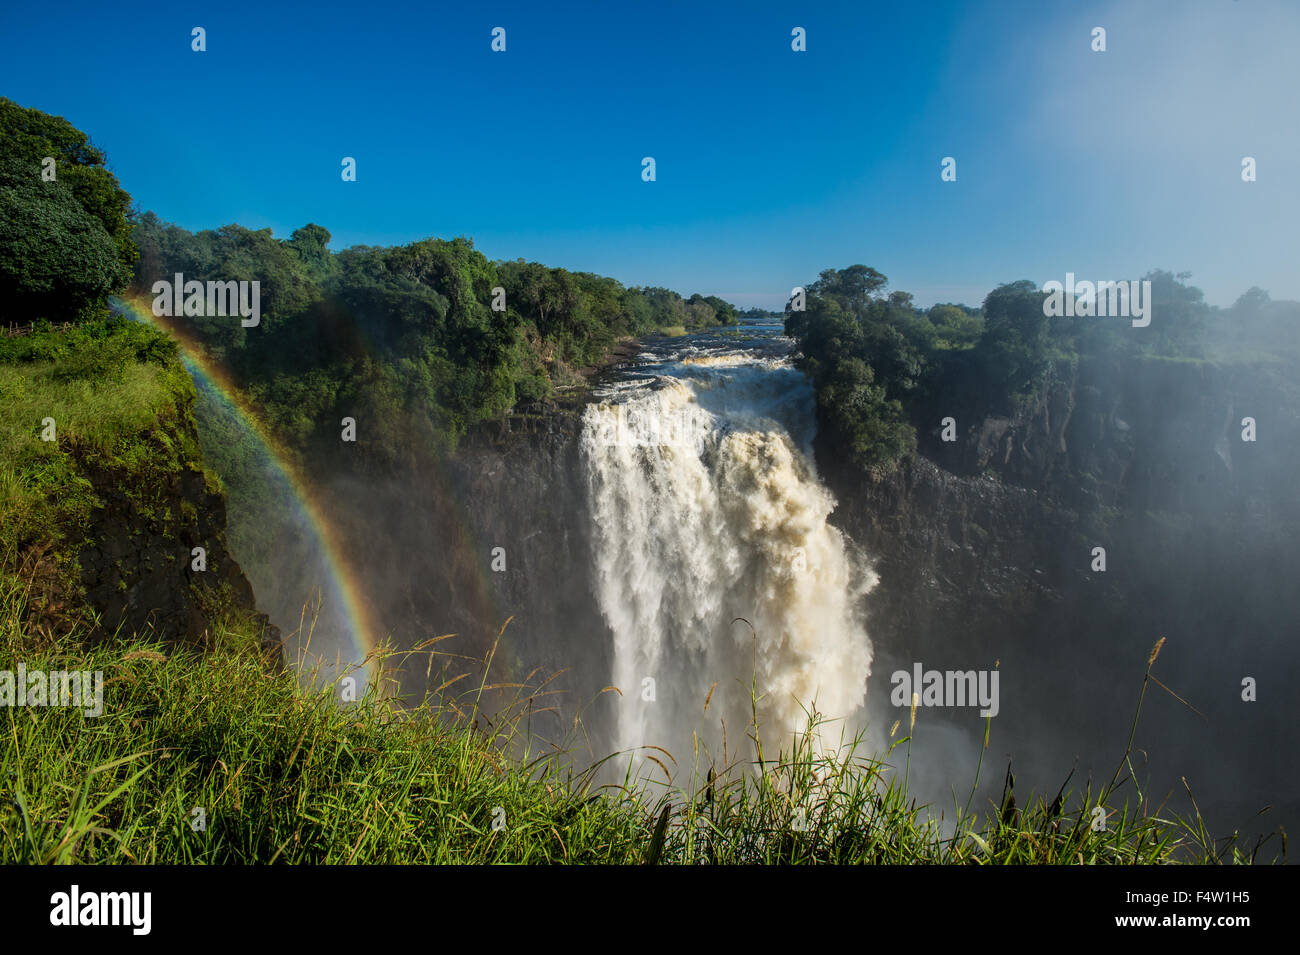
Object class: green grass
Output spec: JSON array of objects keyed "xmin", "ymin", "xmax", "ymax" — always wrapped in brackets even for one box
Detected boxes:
[
  {"xmin": 1, "ymin": 571, "xmax": 1275, "ymax": 864},
  {"xmin": 653, "ymin": 325, "xmax": 688, "ymax": 338},
  {"xmin": 1, "ymin": 581, "xmax": 650, "ymax": 864},
  {"xmin": 0, "ymin": 360, "xmax": 174, "ymax": 548},
  {"xmin": 0, "ymin": 319, "xmax": 191, "ymax": 563}
]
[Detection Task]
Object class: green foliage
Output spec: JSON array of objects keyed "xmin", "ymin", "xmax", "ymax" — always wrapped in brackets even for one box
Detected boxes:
[
  {"xmin": 0, "ymin": 320, "xmax": 189, "ymax": 600},
  {"xmin": 286, "ymin": 223, "xmax": 335, "ymax": 278},
  {"xmin": 0, "ymin": 95, "xmax": 732, "ymax": 471},
  {"xmin": 787, "ymin": 265, "xmax": 1235, "ymax": 474},
  {"xmin": 785, "ymin": 267, "xmax": 930, "ymax": 469},
  {"xmin": 686, "ymin": 292, "xmax": 738, "ymax": 328},
  {"xmin": 924, "ymin": 303, "xmax": 984, "ymax": 349},
  {"xmin": 970, "ymin": 279, "xmax": 1052, "ymax": 411},
  {"xmin": 0, "ymin": 158, "xmax": 131, "ymax": 323},
  {"xmin": 0, "ymin": 98, "xmax": 136, "ymax": 274},
  {"xmin": 0, "ymin": 99, "xmax": 136, "ymax": 328},
  {"xmin": 0, "ymin": 313, "xmax": 175, "ymax": 371},
  {"xmin": 817, "ymin": 357, "xmax": 915, "ymax": 467},
  {"xmin": 131, "ymin": 219, "xmax": 738, "ymax": 470}
]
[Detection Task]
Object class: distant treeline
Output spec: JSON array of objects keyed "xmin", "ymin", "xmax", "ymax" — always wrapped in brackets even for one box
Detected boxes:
[
  {"xmin": 130, "ymin": 215, "xmax": 737, "ymax": 459},
  {"xmin": 786, "ymin": 265, "xmax": 1300, "ymax": 471},
  {"xmin": 738, "ymin": 306, "xmax": 785, "ymax": 321}
]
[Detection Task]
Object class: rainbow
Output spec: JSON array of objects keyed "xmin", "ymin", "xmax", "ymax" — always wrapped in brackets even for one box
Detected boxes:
[{"xmin": 110, "ymin": 294, "xmax": 381, "ymax": 674}]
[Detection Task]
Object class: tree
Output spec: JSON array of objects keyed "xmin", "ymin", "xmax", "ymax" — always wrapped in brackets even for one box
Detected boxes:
[
  {"xmin": 818, "ymin": 356, "xmax": 916, "ymax": 468},
  {"xmin": 784, "ymin": 266, "xmax": 925, "ymax": 470},
  {"xmin": 0, "ymin": 157, "xmax": 130, "ymax": 322},
  {"xmin": 807, "ymin": 264, "xmax": 888, "ymax": 313},
  {"xmin": 888, "ymin": 290, "xmax": 914, "ymax": 310},
  {"xmin": 0, "ymin": 97, "xmax": 137, "ymax": 274},
  {"xmin": 926, "ymin": 304, "xmax": 984, "ymax": 349},
  {"xmin": 1141, "ymin": 269, "xmax": 1206, "ymax": 357},
  {"xmin": 973, "ymin": 280, "xmax": 1051, "ymax": 410},
  {"xmin": 288, "ymin": 224, "xmax": 334, "ymax": 275},
  {"xmin": 700, "ymin": 294, "xmax": 738, "ymax": 325}
]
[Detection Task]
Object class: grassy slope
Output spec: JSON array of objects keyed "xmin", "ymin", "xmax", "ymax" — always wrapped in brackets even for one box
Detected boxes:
[
  {"xmin": 1, "ymin": 350, "xmax": 177, "ymax": 551},
  {"xmin": 0, "ymin": 325, "xmax": 1271, "ymax": 865},
  {"xmin": 0, "ymin": 319, "xmax": 213, "ymax": 619},
  {"xmin": 2, "ymin": 583, "xmax": 1264, "ymax": 863}
]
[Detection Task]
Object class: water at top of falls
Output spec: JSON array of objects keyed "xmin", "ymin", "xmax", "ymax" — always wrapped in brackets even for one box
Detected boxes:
[{"xmin": 579, "ymin": 321, "xmax": 879, "ymax": 779}]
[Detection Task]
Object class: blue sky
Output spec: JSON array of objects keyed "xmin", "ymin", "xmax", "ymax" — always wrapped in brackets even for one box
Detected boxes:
[{"xmin": 3, "ymin": 0, "xmax": 1296, "ymax": 309}]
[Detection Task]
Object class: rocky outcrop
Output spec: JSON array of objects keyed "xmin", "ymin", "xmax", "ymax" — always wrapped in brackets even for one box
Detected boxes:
[
  {"xmin": 818, "ymin": 451, "xmax": 1085, "ymax": 666},
  {"xmin": 816, "ymin": 354, "xmax": 1300, "ymax": 837},
  {"xmin": 447, "ymin": 411, "xmax": 614, "ymax": 700},
  {"xmin": 22, "ymin": 395, "xmax": 280, "ymax": 659},
  {"xmin": 72, "ymin": 428, "xmax": 279, "ymax": 655},
  {"xmin": 297, "ymin": 402, "xmax": 616, "ymax": 735}
]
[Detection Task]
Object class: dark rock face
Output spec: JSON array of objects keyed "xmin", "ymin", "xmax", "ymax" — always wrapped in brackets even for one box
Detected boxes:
[
  {"xmin": 819, "ymin": 453, "xmax": 1078, "ymax": 667},
  {"xmin": 304, "ymin": 407, "xmax": 616, "ymax": 740},
  {"xmin": 447, "ymin": 411, "xmax": 613, "ymax": 698},
  {"xmin": 435, "ymin": 411, "xmax": 616, "ymax": 740},
  {"xmin": 280, "ymin": 350, "xmax": 1296, "ymax": 837},
  {"xmin": 816, "ymin": 356, "xmax": 1300, "ymax": 841},
  {"xmin": 68, "ymin": 422, "xmax": 279, "ymax": 658}
]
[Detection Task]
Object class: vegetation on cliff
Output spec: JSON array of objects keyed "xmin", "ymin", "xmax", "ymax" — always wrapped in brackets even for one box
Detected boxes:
[
  {"xmin": 130, "ymin": 215, "xmax": 737, "ymax": 468},
  {"xmin": 787, "ymin": 265, "xmax": 1298, "ymax": 474},
  {"xmin": 0, "ymin": 97, "xmax": 135, "ymax": 323},
  {"xmin": 0, "ymin": 319, "xmax": 272, "ymax": 646},
  {"xmin": 3, "ymin": 97, "xmax": 738, "ymax": 476}
]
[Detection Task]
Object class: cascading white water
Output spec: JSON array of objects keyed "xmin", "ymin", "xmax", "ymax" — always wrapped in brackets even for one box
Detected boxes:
[{"xmin": 579, "ymin": 337, "xmax": 878, "ymax": 777}]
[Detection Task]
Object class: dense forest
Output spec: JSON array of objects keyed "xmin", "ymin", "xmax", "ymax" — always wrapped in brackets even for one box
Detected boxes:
[
  {"xmin": 0, "ymin": 98, "xmax": 135, "ymax": 324},
  {"xmin": 786, "ymin": 264, "xmax": 1299, "ymax": 473},
  {"xmin": 129, "ymin": 215, "xmax": 740, "ymax": 465}
]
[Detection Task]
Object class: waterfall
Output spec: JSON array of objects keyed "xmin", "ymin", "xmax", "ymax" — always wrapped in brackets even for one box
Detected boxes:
[{"xmin": 579, "ymin": 346, "xmax": 877, "ymax": 777}]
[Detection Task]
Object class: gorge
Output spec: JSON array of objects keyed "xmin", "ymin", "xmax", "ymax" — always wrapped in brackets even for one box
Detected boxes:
[{"xmin": 202, "ymin": 309, "xmax": 1300, "ymax": 849}]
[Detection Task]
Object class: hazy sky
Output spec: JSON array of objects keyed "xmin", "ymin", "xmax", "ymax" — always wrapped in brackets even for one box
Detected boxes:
[{"xmin": 2, "ymin": 0, "xmax": 1295, "ymax": 309}]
